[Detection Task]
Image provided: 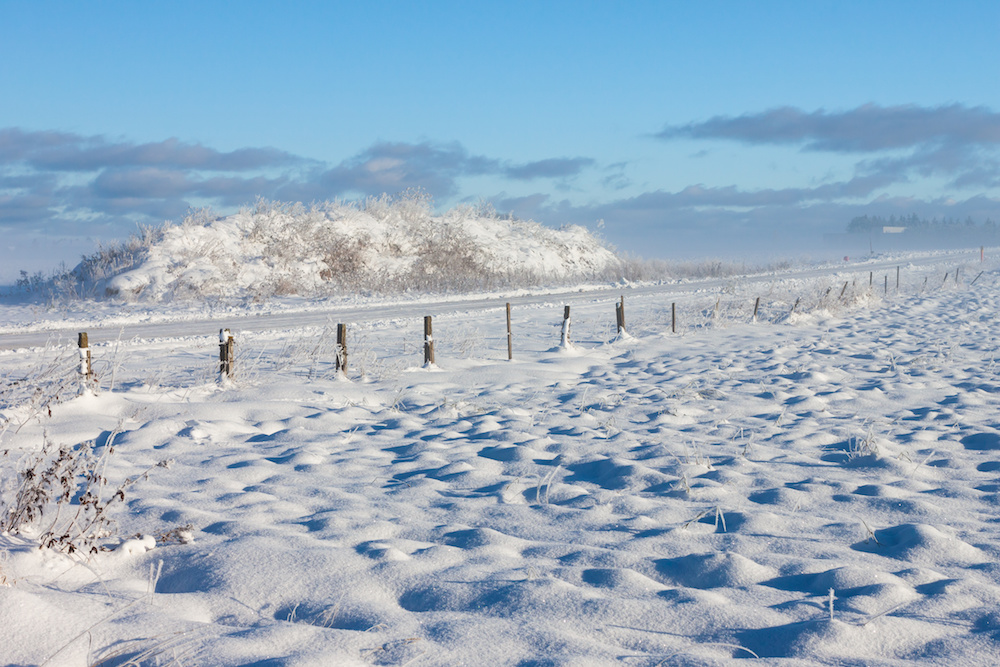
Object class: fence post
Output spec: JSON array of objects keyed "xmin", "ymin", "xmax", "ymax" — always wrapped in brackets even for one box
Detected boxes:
[
  {"xmin": 671, "ymin": 302, "xmax": 676, "ymax": 334},
  {"xmin": 790, "ymin": 297, "xmax": 800, "ymax": 315},
  {"xmin": 219, "ymin": 329, "xmax": 234, "ymax": 380},
  {"xmin": 78, "ymin": 332, "xmax": 95, "ymax": 389},
  {"xmin": 615, "ymin": 296, "xmax": 626, "ymax": 335},
  {"xmin": 506, "ymin": 303, "xmax": 513, "ymax": 361},
  {"xmin": 884, "ymin": 275, "xmax": 888, "ymax": 295},
  {"xmin": 896, "ymin": 266, "xmax": 900, "ymax": 290},
  {"xmin": 839, "ymin": 281, "xmax": 848, "ymax": 300},
  {"xmin": 336, "ymin": 323, "xmax": 347, "ymax": 375},
  {"xmin": 561, "ymin": 306, "xmax": 571, "ymax": 347},
  {"xmin": 753, "ymin": 297, "xmax": 760, "ymax": 322},
  {"xmin": 423, "ymin": 316, "xmax": 435, "ymax": 365},
  {"xmin": 869, "ymin": 271, "xmax": 873, "ymax": 289}
]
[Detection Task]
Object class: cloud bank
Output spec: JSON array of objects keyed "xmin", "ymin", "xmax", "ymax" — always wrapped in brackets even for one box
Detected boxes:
[
  {"xmin": 4, "ymin": 103, "xmax": 1000, "ymax": 263},
  {"xmin": 0, "ymin": 129, "xmax": 594, "ymax": 236}
]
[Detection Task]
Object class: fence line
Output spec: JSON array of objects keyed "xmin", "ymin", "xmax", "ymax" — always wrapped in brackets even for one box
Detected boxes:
[{"xmin": 2, "ymin": 264, "xmax": 986, "ymax": 396}]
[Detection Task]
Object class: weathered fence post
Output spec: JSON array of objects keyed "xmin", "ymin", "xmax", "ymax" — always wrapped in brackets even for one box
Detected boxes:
[
  {"xmin": 506, "ymin": 302, "xmax": 513, "ymax": 361},
  {"xmin": 671, "ymin": 302, "xmax": 676, "ymax": 334},
  {"xmin": 839, "ymin": 281, "xmax": 849, "ymax": 300},
  {"xmin": 943, "ymin": 272, "xmax": 949, "ymax": 287},
  {"xmin": 615, "ymin": 296, "xmax": 626, "ymax": 335},
  {"xmin": 336, "ymin": 323, "xmax": 347, "ymax": 375},
  {"xmin": 896, "ymin": 266, "xmax": 900, "ymax": 290},
  {"xmin": 78, "ymin": 332, "xmax": 95, "ymax": 388},
  {"xmin": 869, "ymin": 271, "xmax": 873, "ymax": 289},
  {"xmin": 219, "ymin": 329, "xmax": 234, "ymax": 380},
  {"xmin": 956, "ymin": 267, "xmax": 961, "ymax": 285},
  {"xmin": 560, "ymin": 306, "xmax": 571, "ymax": 347},
  {"xmin": 423, "ymin": 316, "xmax": 435, "ymax": 365},
  {"xmin": 884, "ymin": 275, "xmax": 888, "ymax": 295},
  {"xmin": 753, "ymin": 297, "xmax": 760, "ymax": 322}
]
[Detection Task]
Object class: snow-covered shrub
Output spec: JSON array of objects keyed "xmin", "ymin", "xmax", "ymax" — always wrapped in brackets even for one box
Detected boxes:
[{"xmin": 62, "ymin": 193, "xmax": 624, "ymax": 301}]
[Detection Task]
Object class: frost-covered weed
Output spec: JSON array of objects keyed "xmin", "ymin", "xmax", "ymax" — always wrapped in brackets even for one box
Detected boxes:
[{"xmin": 0, "ymin": 432, "xmax": 146, "ymax": 558}]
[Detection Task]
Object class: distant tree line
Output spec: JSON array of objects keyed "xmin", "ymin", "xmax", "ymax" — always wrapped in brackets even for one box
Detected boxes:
[{"xmin": 848, "ymin": 214, "xmax": 997, "ymax": 233}]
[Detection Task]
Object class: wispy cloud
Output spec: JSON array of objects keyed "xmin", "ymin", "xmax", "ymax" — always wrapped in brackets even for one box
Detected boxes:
[
  {"xmin": 658, "ymin": 103, "xmax": 1000, "ymax": 153},
  {"xmin": 504, "ymin": 157, "xmax": 594, "ymax": 181},
  {"xmin": 0, "ymin": 128, "xmax": 308, "ymax": 172}
]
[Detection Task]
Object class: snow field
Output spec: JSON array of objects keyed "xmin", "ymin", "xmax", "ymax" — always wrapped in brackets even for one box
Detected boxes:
[{"xmin": 2, "ymin": 258, "xmax": 1000, "ymax": 665}]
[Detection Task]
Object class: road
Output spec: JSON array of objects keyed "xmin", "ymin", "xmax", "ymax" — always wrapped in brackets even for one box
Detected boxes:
[{"xmin": 0, "ymin": 249, "xmax": 982, "ymax": 350}]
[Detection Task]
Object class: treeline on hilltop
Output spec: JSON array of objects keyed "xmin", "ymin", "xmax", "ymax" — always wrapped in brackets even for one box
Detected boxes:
[{"xmin": 848, "ymin": 214, "xmax": 998, "ymax": 234}]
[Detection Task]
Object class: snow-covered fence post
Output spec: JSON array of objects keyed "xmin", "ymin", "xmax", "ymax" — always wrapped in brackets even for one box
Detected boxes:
[
  {"xmin": 869, "ymin": 272, "xmax": 873, "ymax": 289},
  {"xmin": 219, "ymin": 329, "xmax": 234, "ymax": 380},
  {"xmin": 896, "ymin": 266, "xmax": 900, "ymax": 290},
  {"xmin": 671, "ymin": 302, "xmax": 676, "ymax": 334},
  {"xmin": 956, "ymin": 267, "xmax": 961, "ymax": 285},
  {"xmin": 506, "ymin": 303, "xmax": 513, "ymax": 361},
  {"xmin": 335, "ymin": 323, "xmax": 347, "ymax": 375},
  {"xmin": 752, "ymin": 297, "xmax": 760, "ymax": 322},
  {"xmin": 423, "ymin": 316, "xmax": 435, "ymax": 365},
  {"xmin": 615, "ymin": 296, "xmax": 626, "ymax": 335},
  {"xmin": 78, "ymin": 332, "xmax": 95, "ymax": 390},
  {"xmin": 560, "ymin": 306, "xmax": 571, "ymax": 347}
]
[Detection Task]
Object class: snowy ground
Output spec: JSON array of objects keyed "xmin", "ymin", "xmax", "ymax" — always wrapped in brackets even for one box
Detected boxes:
[{"xmin": 2, "ymin": 250, "xmax": 1000, "ymax": 665}]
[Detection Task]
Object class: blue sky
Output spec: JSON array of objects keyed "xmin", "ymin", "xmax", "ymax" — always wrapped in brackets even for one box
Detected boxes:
[{"xmin": 3, "ymin": 1, "xmax": 1000, "ymax": 277}]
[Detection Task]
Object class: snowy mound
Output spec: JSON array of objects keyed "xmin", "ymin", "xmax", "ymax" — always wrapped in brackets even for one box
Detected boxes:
[{"xmin": 80, "ymin": 196, "xmax": 621, "ymax": 301}]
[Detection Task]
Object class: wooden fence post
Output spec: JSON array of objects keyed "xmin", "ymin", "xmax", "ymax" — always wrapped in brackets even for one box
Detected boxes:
[
  {"xmin": 336, "ymin": 323, "xmax": 347, "ymax": 375},
  {"xmin": 896, "ymin": 266, "xmax": 900, "ymax": 290},
  {"xmin": 884, "ymin": 275, "xmax": 888, "ymax": 295},
  {"xmin": 561, "ymin": 306, "xmax": 571, "ymax": 347},
  {"xmin": 506, "ymin": 302, "xmax": 513, "ymax": 361},
  {"xmin": 423, "ymin": 316, "xmax": 435, "ymax": 365},
  {"xmin": 972, "ymin": 271, "xmax": 984, "ymax": 285},
  {"xmin": 615, "ymin": 296, "xmax": 626, "ymax": 335},
  {"xmin": 671, "ymin": 302, "xmax": 676, "ymax": 334},
  {"xmin": 839, "ymin": 281, "xmax": 848, "ymax": 300},
  {"xmin": 78, "ymin": 332, "xmax": 95, "ymax": 386},
  {"xmin": 869, "ymin": 271, "xmax": 873, "ymax": 289},
  {"xmin": 753, "ymin": 297, "xmax": 760, "ymax": 322},
  {"xmin": 219, "ymin": 329, "xmax": 234, "ymax": 380}
]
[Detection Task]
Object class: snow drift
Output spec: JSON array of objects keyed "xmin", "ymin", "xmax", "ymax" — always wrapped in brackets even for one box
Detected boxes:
[{"xmin": 76, "ymin": 193, "xmax": 622, "ymax": 301}]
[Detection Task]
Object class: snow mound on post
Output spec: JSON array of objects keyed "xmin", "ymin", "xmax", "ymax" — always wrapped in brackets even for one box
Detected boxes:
[{"xmin": 87, "ymin": 195, "xmax": 621, "ymax": 301}]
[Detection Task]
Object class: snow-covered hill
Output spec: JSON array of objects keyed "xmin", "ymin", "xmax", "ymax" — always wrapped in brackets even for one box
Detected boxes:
[{"xmin": 76, "ymin": 195, "xmax": 622, "ymax": 301}]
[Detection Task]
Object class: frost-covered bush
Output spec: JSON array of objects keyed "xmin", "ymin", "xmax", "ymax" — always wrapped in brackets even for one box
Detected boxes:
[{"xmin": 62, "ymin": 192, "xmax": 624, "ymax": 301}]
